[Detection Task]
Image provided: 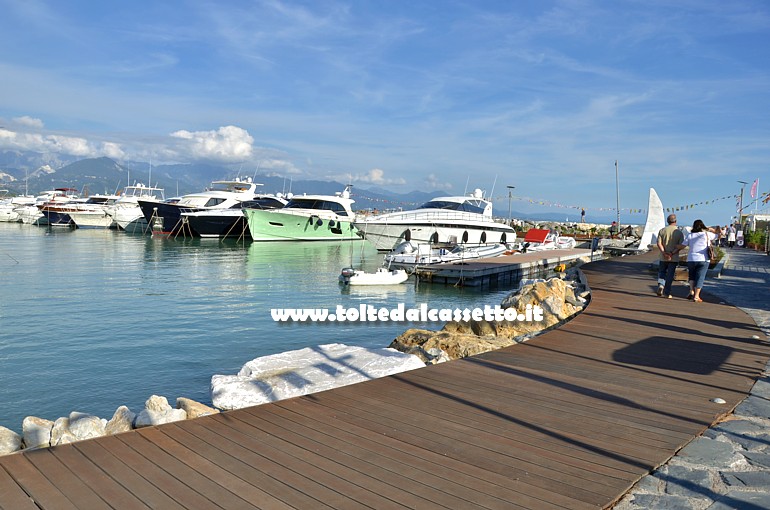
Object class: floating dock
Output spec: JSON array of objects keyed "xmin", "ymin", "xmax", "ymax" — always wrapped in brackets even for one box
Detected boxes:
[{"xmin": 413, "ymin": 248, "xmax": 598, "ymax": 287}]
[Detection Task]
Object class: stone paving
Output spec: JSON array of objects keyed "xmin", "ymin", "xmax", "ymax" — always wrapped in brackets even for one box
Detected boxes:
[{"xmin": 614, "ymin": 248, "xmax": 770, "ymax": 509}]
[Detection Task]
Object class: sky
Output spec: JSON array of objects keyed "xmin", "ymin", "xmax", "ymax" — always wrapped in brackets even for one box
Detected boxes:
[{"xmin": 0, "ymin": 0, "xmax": 769, "ymax": 225}]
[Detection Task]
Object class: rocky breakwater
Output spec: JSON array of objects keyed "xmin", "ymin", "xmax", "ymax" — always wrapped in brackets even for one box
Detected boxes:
[
  {"xmin": 0, "ymin": 395, "xmax": 219, "ymax": 457},
  {"xmin": 390, "ymin": 267, "xmax": 590, "ymax": 363}
]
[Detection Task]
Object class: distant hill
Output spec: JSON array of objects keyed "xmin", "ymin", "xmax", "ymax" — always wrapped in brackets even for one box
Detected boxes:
[{"xmin": 0, "ymin": 153, "xmax": 442, "ymax": 211}]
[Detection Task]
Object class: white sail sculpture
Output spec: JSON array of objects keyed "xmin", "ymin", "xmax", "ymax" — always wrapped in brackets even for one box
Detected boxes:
[{"xmin": 638, "ymin": 187, "xmax": 666, "ymax": 251}]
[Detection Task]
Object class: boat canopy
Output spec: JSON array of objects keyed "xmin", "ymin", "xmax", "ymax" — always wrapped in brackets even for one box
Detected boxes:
[
  {"xmin": 284, "ymin": 197, "xmax": 351, "ymax": 215},
  {"xmin": 418, "ymin": 199, "xmax": 487, "ymax": 215}
]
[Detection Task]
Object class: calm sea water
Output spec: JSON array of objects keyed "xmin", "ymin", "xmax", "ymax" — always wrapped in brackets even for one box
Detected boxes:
[{"xmin": 0, "ymin": 222, "xmax": 519, "ymax": 433}]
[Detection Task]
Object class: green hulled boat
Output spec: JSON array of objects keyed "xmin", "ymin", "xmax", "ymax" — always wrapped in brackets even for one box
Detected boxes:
[{"xmin": 244, "ymin": 185, "xmax": 360, "ymax": 241}]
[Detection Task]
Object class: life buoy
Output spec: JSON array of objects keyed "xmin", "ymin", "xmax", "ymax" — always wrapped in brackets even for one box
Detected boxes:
[{"xmin": 737, "ymin": 239, "xmax": 744, "ymax": 247}]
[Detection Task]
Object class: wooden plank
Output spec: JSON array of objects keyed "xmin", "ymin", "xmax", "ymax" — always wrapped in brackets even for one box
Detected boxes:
[
  {"xmin": 168, "ymin": 419, "xmax": 338, "ymax": 510},
  {"xmin": 21, "ymin": 448, "xmax": 112, "ymax": 510},
  {"xmin": 251, "ymin": 402, "xmax": 572, "ymax": 510},
  {"xmin": 196, "ymin": 413, "xmax": 436, "ymax": 510},
  {"xmin": 114, "ymin": 432, "xmax": 259, "ymax": 510},
  {"xmin": 72, "ymin": 440, "xmax": 188, "ymax": 510},
  {"xmin": 160, "ymin": 420, "xmax": 331, "ymax": 509},
  {"xmin": 224, "ymin": 407, "xmax": 528, "ymax": 510},
  {"xmin": 0, "ymin": 453, "xmax": 79, "ymax": 510},
  {"xmin": 138, "ymin": 427, "xmax": 294, "ymax": 510},
  {"xmin": 0, "ymin": 463, "xmax": 39, "ymax": 510},
  {"xmin": 47, "ymin": 444, "xmax": 152, "ymax": 510}
]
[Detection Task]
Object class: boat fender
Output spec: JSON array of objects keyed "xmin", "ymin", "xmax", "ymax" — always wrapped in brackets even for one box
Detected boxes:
[
  {"xmin": 329, "ymin": 220, "xmax": 335, "ymax": 227},
  {"xmin": 480, "ymin": 231, "xmax": 487, "ymax": 243},
  {"xmin": 462, "ymin": 230, "xmax": 469, "ymax": 243},
  {"xmin": 404, "ymin": 229, "xmax": 411, "ymax": 242},
  {"xmin": 340, "ymin": 267, "xmax": 356, "ymax": 278},
  {"xmin": 316, "ymin": 218, "xmax": 323, "ymax": 227}
]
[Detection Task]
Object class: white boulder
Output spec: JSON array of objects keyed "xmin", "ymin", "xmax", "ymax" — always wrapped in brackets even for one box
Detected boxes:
[
  {"xmin": 22, "ymin": 416, "xmax": 54, "ymax": 449},
  {"xmin": 0, "ymin": 426, "xmax": 22, "ymax": 455},
  {"xmin": 133, "ymin": 395, "xmax": 187, "ymax": 428},
  {"xmin": 211, "ymin": 343, "xmax": 425, "ymax": 410}
]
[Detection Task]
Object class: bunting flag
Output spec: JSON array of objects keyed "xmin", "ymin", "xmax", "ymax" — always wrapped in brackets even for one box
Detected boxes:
[{"xmin": 353, "ymin": 192, "xmax": 744, "ymax": 215}]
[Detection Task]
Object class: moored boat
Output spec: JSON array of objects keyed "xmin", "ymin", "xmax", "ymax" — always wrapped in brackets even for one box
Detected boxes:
[
  {"xmin": 339, "ymin": 267, "xmax": 409, "ymax": 286},
  {"xmin": 108, "ymin": 183, "xmax": 166, "ymax": 233},
  {"xmin": 244, "ymin": 185, "xmax": 358, "ymax": 241},
  {"xmin": 353, "ymin": 188, "xmax": 515, "ymax": 251},
  {"xmin": 182, "ymin": 195, "xmax": 288, "ymax": 238},
  {"xmin": 138, "ymin": 178, "xmax": 260, "ymax": 235},
  {"xmin": 384, "ymin": 241, "xmax": 510, "ymax": 270}
]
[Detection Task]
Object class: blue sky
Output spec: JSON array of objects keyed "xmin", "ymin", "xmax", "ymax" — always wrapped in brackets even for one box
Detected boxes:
[{"xmin": 0, "ymin": 0, "xmax": 768, "ymax": 225}]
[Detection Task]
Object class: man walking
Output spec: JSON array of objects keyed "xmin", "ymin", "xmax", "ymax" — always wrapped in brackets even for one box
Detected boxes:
[{"xmin": 656, "ymin": 214, "xmax": 684, "ymax": 298}]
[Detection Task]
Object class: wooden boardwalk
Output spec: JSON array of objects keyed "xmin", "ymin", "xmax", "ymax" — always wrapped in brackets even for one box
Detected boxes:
[{"xmin": 1, "ymin": 252, "xmax": 768, "ymax": 509}]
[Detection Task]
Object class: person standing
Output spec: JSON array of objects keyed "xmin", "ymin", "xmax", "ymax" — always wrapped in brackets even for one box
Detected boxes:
[
  {"xmin": 677, "ymin": 220, "xmax": 719, "ymax": 302},
  {"xmin": 727, "ymin": 224, "xmax": 736, "ymax": 248},
  {"xmin": 656, "ymin": 214, "xmax": 684, "ymax": 298},
  {"xmin": 581, "ymin": 208, "xmax": 586, "ymax": 223}
]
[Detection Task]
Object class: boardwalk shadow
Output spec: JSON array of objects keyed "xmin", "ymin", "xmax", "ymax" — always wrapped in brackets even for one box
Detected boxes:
[{"xmin": 611, "ymin": 336, "xmax": 732, "ymax": 375}]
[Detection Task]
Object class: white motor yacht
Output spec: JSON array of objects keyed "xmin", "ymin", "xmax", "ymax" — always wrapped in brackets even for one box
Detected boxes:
[
  {"xmin": 354, "ymin": 188, "xmax": 515, "ymax": 251},
  {"xmin": 137, "ymin": 178, "xmax": 259, "ymax": 235}
]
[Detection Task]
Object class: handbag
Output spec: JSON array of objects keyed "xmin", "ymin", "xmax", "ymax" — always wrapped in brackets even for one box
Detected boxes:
[{"xmin": 706, "ymin": 233, "xmax": 716, "ymax": 260}]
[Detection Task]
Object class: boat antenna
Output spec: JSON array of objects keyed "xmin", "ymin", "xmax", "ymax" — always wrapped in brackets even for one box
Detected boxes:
[
  {"xmin": 464, "ymin": 176, "xmax": 469, "ymax": 195},
  {"xmin": 489, "ymin": 174, "xmax": 498, "ymax": 200},
  {"xmin": 252, "ymin": 161, "xmax": 262, "ymax": 181}
]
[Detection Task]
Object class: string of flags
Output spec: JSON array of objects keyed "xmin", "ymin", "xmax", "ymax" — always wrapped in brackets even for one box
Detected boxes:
[
  {"xmin": 486, "ymin": 193, "xmax": 740, "ymax": 215},
  {"xmin": 353, "ymin": 190, "xmax": 765, "ymax": 215}
]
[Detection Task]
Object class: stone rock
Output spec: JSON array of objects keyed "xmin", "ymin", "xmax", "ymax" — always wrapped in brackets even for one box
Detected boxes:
[
  {"xmin": 176, "ymin": 398, "xmax": 219, "ymax": 419},
  {"xmin": 68, "ymin": 412, "xmax": 106, "ymax": 441},
  {"xmin": 133, "ymin": 396, "xmax": 188, "ymax": 428},
  {"xmin": 105, "ymin": 406, "xmax": 136, "ymax": 435},
  {"xmin": 0, "ymin": 426, "xmax": 22, "ymax": 455},
  {"xmin": 211, "ymin": 343, "xmax": 425, "ymax": 411},
  {"xmin": 22, "ymin": 416, "xmax": 54, "ymax": 449},
  {"xmin": 51, "ymin": 417, "xmax": 78, "ymax": 446},
  {"xmin": 389, "ymin": 277, "xmax": 586, "ymax": 361},
  {"xmin": 390, "ymin": 329, "xmax": 518, "ymax": 361},
  {"xmin": 676, "ymin": 437, "xmax": 738, "ymax": 468}
]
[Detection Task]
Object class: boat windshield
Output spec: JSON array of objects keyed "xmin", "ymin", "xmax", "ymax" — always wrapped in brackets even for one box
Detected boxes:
[
  {"xmin": 419, "ymin": 200, "xmax": 486, "ymax": 215},
  {"xmin": 284, "ymin": 198, "xmax": 349, "ymax": 215},
  {"xmin": 240, "ymin": 197, "xmax": 286, "ymax": 210}
]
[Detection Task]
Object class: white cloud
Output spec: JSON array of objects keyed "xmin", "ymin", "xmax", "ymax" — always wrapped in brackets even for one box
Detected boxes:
[
  {"xmin": 328, "ymin": 168, "xmax": 406, "ymax": 186},
  {"xmin": 12, "ymin": 116, "xmax": 44, "ymax": 129},
  {"xmin": 424, "ymin": 173, "xmax": 453, "ymax": 191},
  {"xmin": 169, "ymin": 125, "xmax": 253, "ymax": 163}
]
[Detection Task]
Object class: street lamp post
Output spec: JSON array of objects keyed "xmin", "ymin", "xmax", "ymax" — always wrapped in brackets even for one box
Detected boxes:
[
  {"xmin": 615, "ymin": 160, "xmax": 620, "ymax": 229},
  {"xmin": 738, "ymin": 180, "xmax": 748, "ymax": 225},
  {"xmin": 507, "ymin": 185, "xmax": 515, "ymax": 226}
]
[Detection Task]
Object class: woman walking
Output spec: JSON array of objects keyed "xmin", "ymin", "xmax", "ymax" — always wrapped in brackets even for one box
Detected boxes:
[{"xmin": 677, "ymin": 220, "xmax": 719, "ymax": 302}]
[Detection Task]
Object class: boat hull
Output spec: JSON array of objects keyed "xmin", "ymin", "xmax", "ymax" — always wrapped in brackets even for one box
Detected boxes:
[
  {"xmin": 354, "ymin": 220, "xmax": 514, "ymax": 251},
  {"xmin": 138, "ymin": 200, "xmax": 189, "ymax": 234},
  {"xmin": 245, "ymin": 209, "xmax": 359, "ymax": 241},
  {"xmin": 185, "ymin": 213, "xmax": 249, "ymax": 238}
]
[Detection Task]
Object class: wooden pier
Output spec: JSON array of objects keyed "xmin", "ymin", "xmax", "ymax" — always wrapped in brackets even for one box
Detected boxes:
[
  {"xmin": 1, "ymin": 251, "xmax": 768, "ymax": 509},
  {"xmin": 414, "ymin": 248, "xmax": 597, "ymax": 286}
]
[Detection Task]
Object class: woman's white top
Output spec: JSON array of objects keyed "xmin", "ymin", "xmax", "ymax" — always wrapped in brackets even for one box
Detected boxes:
[{"xmin": 682, "ymin": 231, "xmax": 717, "ymax": 262}]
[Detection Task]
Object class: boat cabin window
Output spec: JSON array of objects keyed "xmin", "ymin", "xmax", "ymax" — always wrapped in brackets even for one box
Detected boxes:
[
  {"xmin": 420, "ymin": 200, "xmax": 486, "ymax": 214},
  {"xmin": 241, "ymin": 198, "xmax": 286, "ymax": 210},
  {"xmin": 204, "ymin": 198, "xmax": 227, "ymax": 207},
  {"xmin": 285, "ymin": 199, "xmax": 348, "ymax": 215}
]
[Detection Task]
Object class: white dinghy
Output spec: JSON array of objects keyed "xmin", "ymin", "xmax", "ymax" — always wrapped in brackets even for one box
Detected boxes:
[{"xmin": 339, "ymin": 267, "xmax": 409, "ymax": 286}]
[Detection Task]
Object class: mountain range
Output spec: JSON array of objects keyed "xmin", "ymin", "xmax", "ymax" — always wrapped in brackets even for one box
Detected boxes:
[{"xmin": 0, "ymin": 150, "xmax": 620, "ymax": 223}]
